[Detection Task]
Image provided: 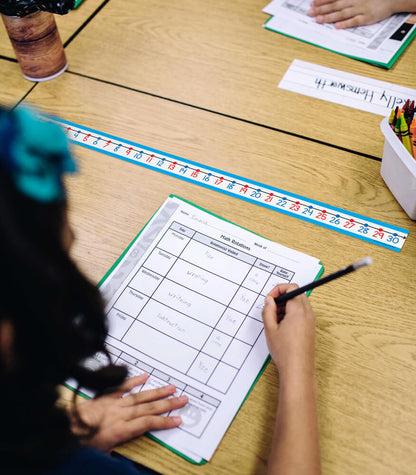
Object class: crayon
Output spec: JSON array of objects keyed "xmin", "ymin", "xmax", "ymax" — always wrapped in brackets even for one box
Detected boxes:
[
  {"xmin": 392, "ymin": 107, "xmax": 401, "ymax": 131},
  {"xmin": 395, "ymin": 110, "xmax": 402, "ymax": 141},
  {"xmin": 409, "ymin": 108, "xmax": 415, "ymax": 124},
  {"xmin": 388, "ymin": 107, "xmax": 396, "ymax": 127},
  {"xmin": 400, "ymin": 115, "xmax": 412, "ymax": 154},
  {"xmin": 408, "ymin": 101, "xmax": 414, "ymax": 124},
  {"xmin": 404, "ymin": 106, "xmax": 413, "ymax": 126},
  {"xmin": 410, "ymin": 118, "xmax": 416, "ymax": 159}
]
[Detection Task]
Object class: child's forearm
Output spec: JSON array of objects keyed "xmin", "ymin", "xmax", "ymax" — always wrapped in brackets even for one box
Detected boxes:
[
  {"xmin": 267, "ymin": 374, "xmax": 321, "ymax": 475},
  {"xmin": 392, "ymin": 0, "xmax": 416, "ymax": 14}
]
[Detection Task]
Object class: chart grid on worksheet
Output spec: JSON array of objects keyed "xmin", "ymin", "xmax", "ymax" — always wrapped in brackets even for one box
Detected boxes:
[
  {"xmin": 73, "ymin": 195, "xmax": 323, "ymax": 461},
  {"xmin": 99, "ymin": 219, "xmax": 295, "ymax": 437}
]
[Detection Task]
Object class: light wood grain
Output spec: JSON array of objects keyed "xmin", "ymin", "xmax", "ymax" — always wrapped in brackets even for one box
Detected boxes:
[
  {"xmin": 21, "ymin": 73, "xmax": 416, "ymax": 475},
  {"xmin": 0, "ymin": 59, "xmax": 34, "ymax": 106},
  {"xmin": 62, "ymin": 0, "xmax": 416, "ymax": 158},
  {"xmin": 0, "ymin": 0, "xmax": 105, "ymax": 58}
]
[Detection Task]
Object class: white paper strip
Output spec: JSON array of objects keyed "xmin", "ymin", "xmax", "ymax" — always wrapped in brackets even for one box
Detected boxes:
[{"xmin": 278, "ymin": 59, "xmax": 416, "ymax": 115}]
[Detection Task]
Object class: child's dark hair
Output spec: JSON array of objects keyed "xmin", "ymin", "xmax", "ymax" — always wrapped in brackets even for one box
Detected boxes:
[{"xmin": 0, "ymin": 106, "xmax": 128, "ymax": 472}]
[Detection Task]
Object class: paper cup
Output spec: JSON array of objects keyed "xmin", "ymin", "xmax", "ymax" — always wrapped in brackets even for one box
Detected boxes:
[{"xmin": 1, "ymin": 11, "xmax": 67, "ymax": 81}]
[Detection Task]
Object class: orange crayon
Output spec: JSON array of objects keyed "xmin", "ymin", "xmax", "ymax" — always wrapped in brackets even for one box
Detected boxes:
[{"xmin": 410, "ymin": 117, "xmax": 416, "ymax": 159}]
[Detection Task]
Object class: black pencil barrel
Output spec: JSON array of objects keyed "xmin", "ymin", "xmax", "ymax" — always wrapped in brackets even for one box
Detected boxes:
[{"xmin": 274, "ymin": 264, "xmax": 355, "ymax": 305}]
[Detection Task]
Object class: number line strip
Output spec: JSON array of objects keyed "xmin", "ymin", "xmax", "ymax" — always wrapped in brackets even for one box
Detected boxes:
[{"xmin": 48, "ymin": 116, "xmax": 409, "ymax": 252}]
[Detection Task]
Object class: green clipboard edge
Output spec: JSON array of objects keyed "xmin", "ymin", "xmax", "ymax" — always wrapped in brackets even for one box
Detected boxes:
[
  {"xmin": 73, "ymin": 0, "xmax": 85, "ymax": 8},
  {"xmin": 263, "ymin": 15, "xmax": 416, "ymax": 69},
  {"xmin": 65, "ymin": 194, "xmax": 324, "ymax": 466}
]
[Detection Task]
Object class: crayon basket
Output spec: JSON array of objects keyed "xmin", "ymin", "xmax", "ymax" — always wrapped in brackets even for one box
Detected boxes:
[{"xmin": 380, "ymin": 118, "xmax": 416, "ymax": 220}]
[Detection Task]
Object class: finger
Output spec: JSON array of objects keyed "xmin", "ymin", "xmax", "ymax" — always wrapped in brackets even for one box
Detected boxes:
[
  {"xmin": 335, "ymin": 15, "xmax": 366, "ymax": 28},
  {"xmin": 263, "ymin": 284, "xmax": 300, "ymax": 325},
  {"xmin": 312, "ymin": 0, "xmax": 352, "ymax": 15},
  {"xmin": 120, "ymin": 374, "xmax": 149, "ymax": 392},
  {"xmin": 124, "ymin": 414, "xmax": 183, "ymax": 439},
  {"xmin": 128, "ymin": 394, "xmax": 188, "ymax": 419},
  {"xmin": 308, "ymin": 0, "xmax": 340, "ymax": 16},
  {"xmin": 267, "ymin": 283, "xmax": 299, "ymax": 299},
  {"xmin": 262, "ymin": 295, "xmax": 278, "ymax": 330},
  {"xmin": 284, "ymin": 293, "xmax": 314, "ymax": 323},
  {"xmin": 120, "ymin": 383, "xmax": 177, "ymax": 407},
  {"xmin": 109, "ymin": 374, "xmax": 149, "ymax": 399},
  {"xmin": 310, "ymin": 0, "xmax": 338, "ymax": 7},
  {"xmin": 315, "ymin": 7, "xmax": 356, "ymax": 24}
]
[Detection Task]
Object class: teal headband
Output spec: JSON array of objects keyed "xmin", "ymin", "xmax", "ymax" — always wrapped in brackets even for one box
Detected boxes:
[{"xmin": 0, "ymin": 106, "xmax": 76, "ymax": 202}]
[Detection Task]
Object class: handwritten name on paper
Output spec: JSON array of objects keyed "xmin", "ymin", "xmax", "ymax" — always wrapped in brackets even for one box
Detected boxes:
[
  {"xmin": 314, "ymin": 77, "xmax": 410, "ymax": 109},
  {"xmin": 279, "ymin": 59, "xmax": 416, "ymax": 116}
]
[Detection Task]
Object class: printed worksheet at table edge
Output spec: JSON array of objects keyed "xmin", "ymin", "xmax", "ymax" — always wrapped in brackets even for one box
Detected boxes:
[
  {"xmin": 263, "ymin": 15, "xmax": 416, "ymax": 68},
  {"xmin": 65, "ymin": 194, "xmax": 324, "ymax": 464}
]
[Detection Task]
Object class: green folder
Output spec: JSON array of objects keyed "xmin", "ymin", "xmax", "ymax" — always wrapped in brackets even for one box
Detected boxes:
[
  {"xmin": 66, "ymin": 195, "xmax": 324, "ymax": 465},
  {"xmin": 263, "ymin": 14, "xmax": 416, "ymax": 69}
]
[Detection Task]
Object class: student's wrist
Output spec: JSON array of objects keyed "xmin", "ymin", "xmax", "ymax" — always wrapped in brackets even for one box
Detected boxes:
[
  {"xmin": 276, "ymin": 353, "xmax": 315, "ymax": 379},
  {"xmin": 279, "ymin": 374, "xmax": 318, "ymax": 407},
  {"xmin": 278, "ymin": 364, "xmax": 317, "ymax": 393}
]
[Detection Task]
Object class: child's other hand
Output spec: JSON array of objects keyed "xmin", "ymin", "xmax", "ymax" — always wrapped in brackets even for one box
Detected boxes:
[
  {"xmin": 69, "ymin": 375, "xmax": 188, "ymax": 451},
  {"xmin": 307, "ymin": 0, "xmax": 395, "ymax": 29},
  {"xmin": 262, "ymin": 284, "xmax": 316, "ymax": 382}
]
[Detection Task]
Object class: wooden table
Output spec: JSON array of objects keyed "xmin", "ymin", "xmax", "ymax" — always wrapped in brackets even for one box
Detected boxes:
[
  {"xmin": 62, "ymin": 0, "xmax": 416, "ymax": 158},
  {"xmin": 0, "ymin": 60, "xmax": 34, "ymax": 105},
  {"xmin": 25, "ymin": 72, "xmax": 416, "ymax": 475},
  {"xmin": 2, "ymin": 1, "xmax": 416, "ymax": 474}
]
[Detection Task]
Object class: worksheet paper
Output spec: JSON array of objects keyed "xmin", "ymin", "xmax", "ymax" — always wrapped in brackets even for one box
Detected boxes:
[
  {"xmin": 74, "ymin": 196, "xmax": 322, "ymax": 463},
  {"xmin": 278, "ymin": 59, "xmax": 416, "ymax": 115},
  {"xmin": 263, "ymin": 0, "xmax": 416, "ymax": 67}
]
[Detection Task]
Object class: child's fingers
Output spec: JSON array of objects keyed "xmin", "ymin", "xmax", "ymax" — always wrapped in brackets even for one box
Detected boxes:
[
  {"xmin": 310, "ymin": 0, "xmax": 339, "ymax": 7},
  {"xmin": 315, "ymin": 9, "xmax": 355, "ymax": 24},
  {"xmin": 116, "ymin": 374, "xmax": 149, "ymax": 395},
  {"xmin": 267, "ymin": 283, "xmax": 299, "ymax": 299},
  {"xmin": 262, "ymin": 284, "xmax": 299, "ymax": 328},
  {"xmin": 262, "ymin": 295, "xmax": 279, "ymax": 331},
  {"xmin": 309, "ymin": 0, "xmax": 355, "ymax": 20},
  {"xmin": 310, "ymin": 0, "xmax": 349, "ymax": 13},
  {"xmin": 334, "ymin": 15, "xmax": 365, "ymax": 28},
  {"xmin": 120, "ymin": 383, "xmax": 177, "ymax": 406},
  {"xmin": 127, "ymin": 394, "xmax": 188, "ymax": 420},
  {"xmin": 123, "ymin": 414, "xmax": 183, "ymax": 440}
]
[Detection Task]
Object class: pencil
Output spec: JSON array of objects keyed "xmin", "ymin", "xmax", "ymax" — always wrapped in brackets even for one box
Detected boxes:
[{"xmin": 274, "ymin": 257, "xmax": 372, "ymax": 306}]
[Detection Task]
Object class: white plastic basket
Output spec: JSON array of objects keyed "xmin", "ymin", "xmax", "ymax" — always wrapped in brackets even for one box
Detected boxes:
[{"xmin": 380, "ymin": 117, "xmax": 416, "ymax": 220}]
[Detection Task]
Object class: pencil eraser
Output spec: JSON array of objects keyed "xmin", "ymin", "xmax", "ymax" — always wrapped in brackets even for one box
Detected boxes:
[{"xmin": 354, "ymin": 256, "xmax": 373, "ymax": 268}]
